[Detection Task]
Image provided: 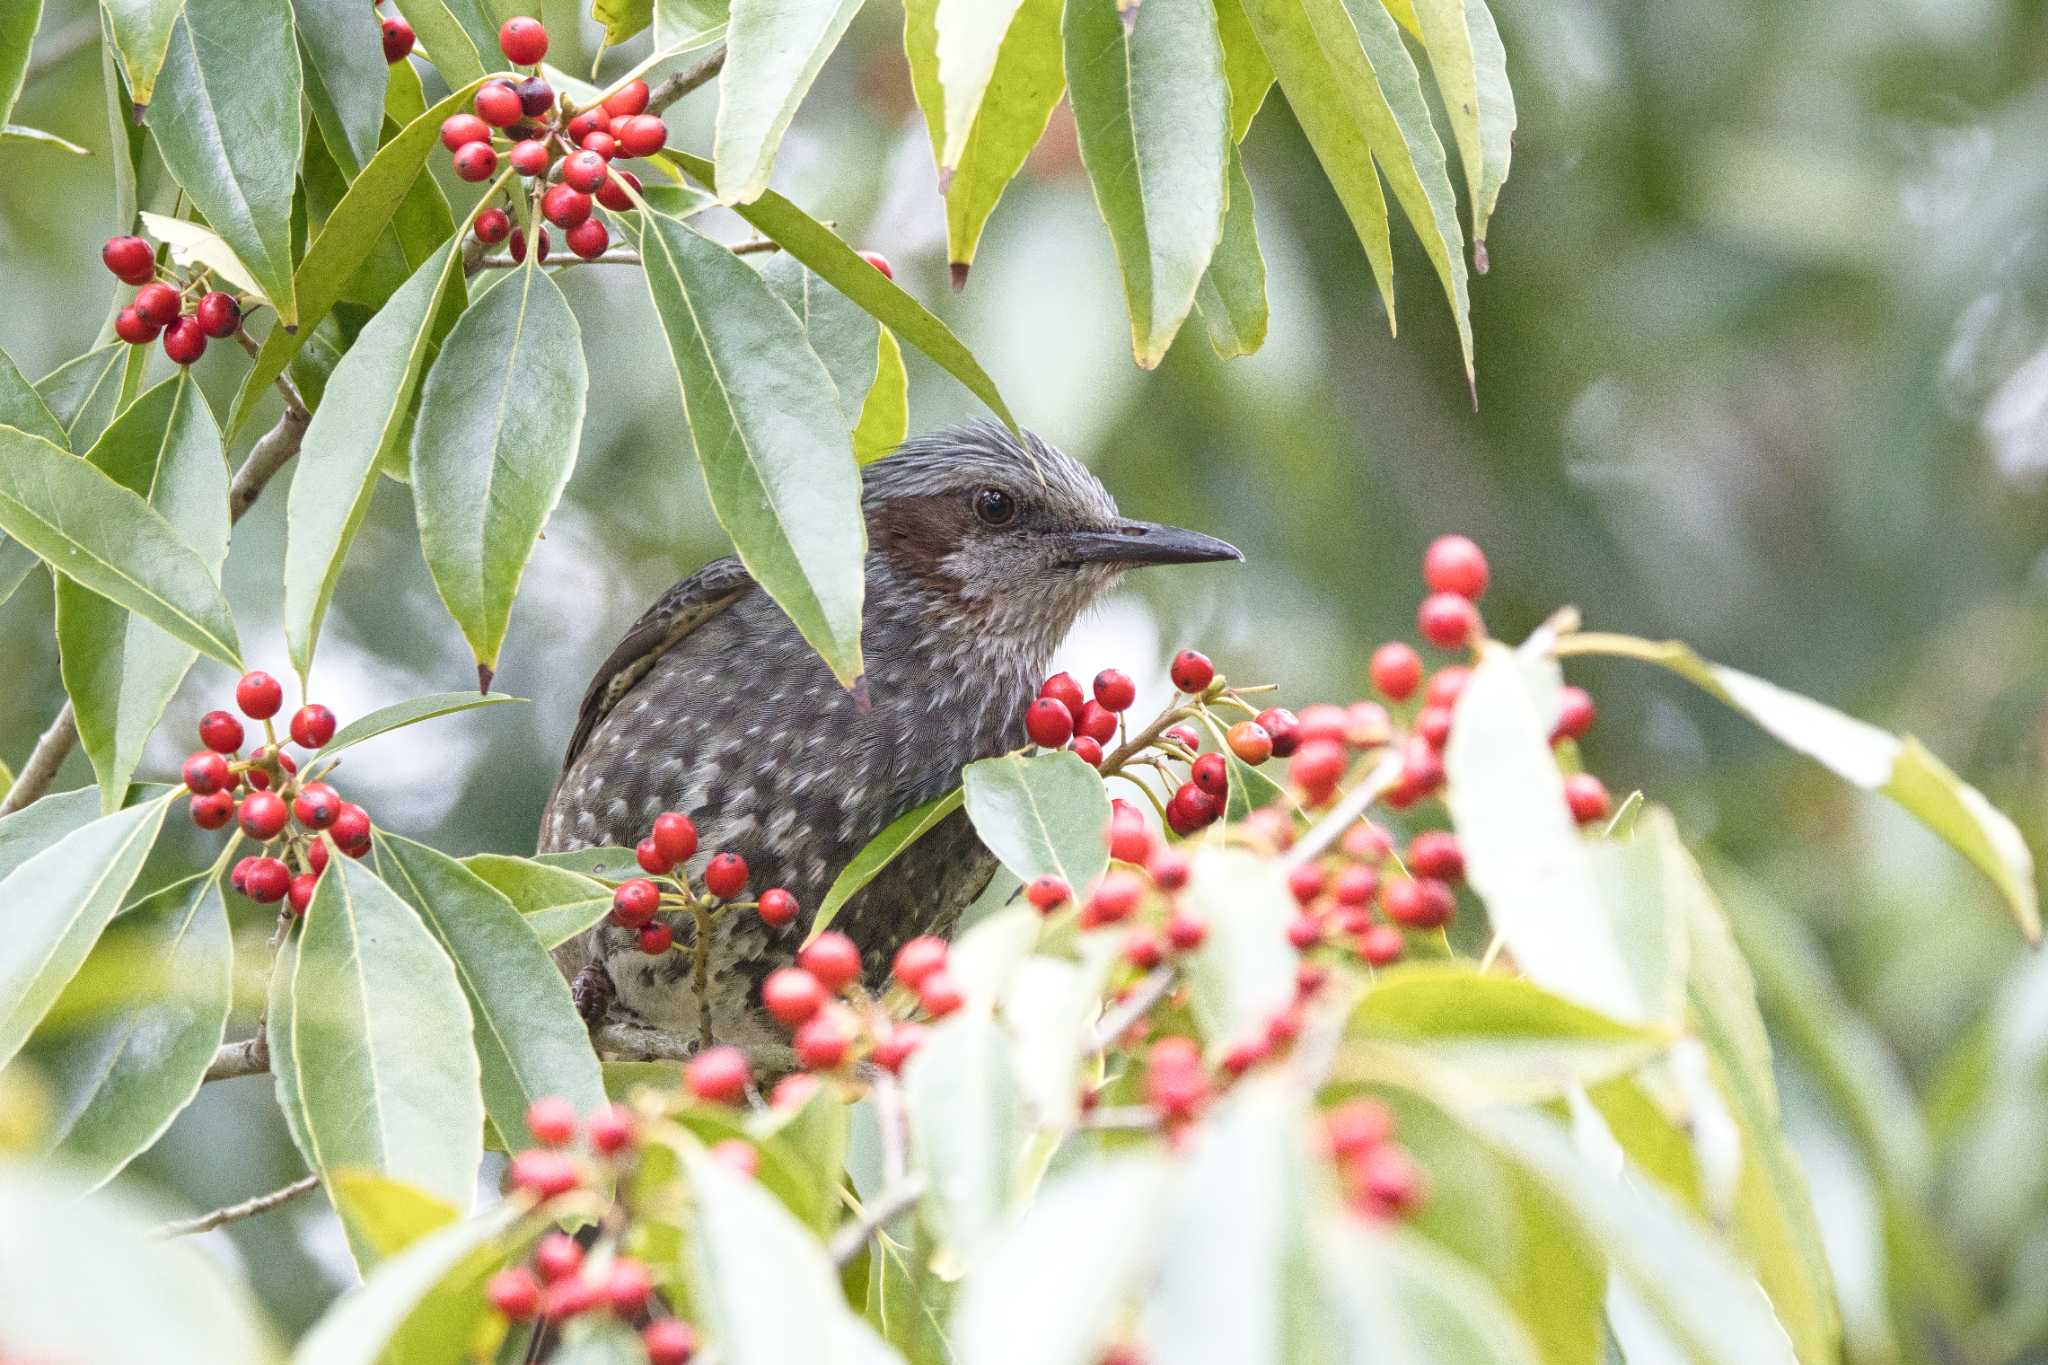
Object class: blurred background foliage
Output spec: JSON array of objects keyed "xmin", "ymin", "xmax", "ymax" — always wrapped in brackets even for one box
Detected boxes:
[{"xmin": 3, "ymin": 0, "xmax": 2046, "ymax": 1355}]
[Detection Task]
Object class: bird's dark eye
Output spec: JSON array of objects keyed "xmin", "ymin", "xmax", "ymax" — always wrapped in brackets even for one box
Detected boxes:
[{"xmin": 972, "ymin": 487, "xmax": 1017, "ymax": 527}]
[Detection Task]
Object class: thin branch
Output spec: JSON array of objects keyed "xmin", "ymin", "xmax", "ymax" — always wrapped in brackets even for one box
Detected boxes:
[
  {"xmin": 204, "ymin": 1035, "xmax": 271, "ymax": 1083},
  {"xmin": 646, "ymin": 47, "xmax": 726, "ymax": 116},
  {"xmin": 592, "ymin": 1018, "xmax": 703, "ymax": 1063},
  {"xmin": 475, "ymin": 248, "xmax": 645, "ymax": 269},
  {"xmin": 0, "ymin": 703, "xmax": 78, "ymax": 818},
  {"xmin": 153, "ymin": 1173, "xmax": 319, "ymax": 1238},
  {"xmin": 1279, "ymin": 749, "xmax": 1404, "ymax": 870},
  {"xmin": 226, "ymin": 403, "xmax": 311, "ymax": 522},
  {"xmin": 828, "ymin": 1173, "xmax": 926, "ymax": 1268},
  {"xmin": 1090, "ymin": 966, "xmax": 1175, "ymax": 1054}
]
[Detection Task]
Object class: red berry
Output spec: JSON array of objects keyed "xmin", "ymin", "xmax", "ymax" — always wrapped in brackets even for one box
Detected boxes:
[
  {"xmin": 762, "ymin": 967, "xmax": 827, "ymax": 1026},
  {"xmin": 616, "ymin": 114, "xmax": 667, "ymax": 157},
  {"xmin": 161, "ymin": 317, "xmax": 206, "ymax": 366},
  {"xmin": 603, "ymin": 79, "xmax": 650, "ymax": 117},
  {"xmin": 1406, "ymin": 831, "xmax": 1463, "ymax": 882},
  {"xmin": 189, "ymin": 789, "xmax": 234, "ymax": 829},
  {"xmin": 194, "ymin": 291, "xmax": 241, "ymax": 338},
  {"xmin": 239, "ymin": 790, "xmax": 288, "ymax": 840},
  {"xmin": 1165, "ymin": 909, "xmax": 1207, "ymax": 951},
  {"xmin": 541, "ymin": 1276, "xmax": 599, "ymax": 1323},
  {"xmin": 566, "ymin": 110, "xmax": 610, "ymax": 143},
  {"xmin": 756, "ymin": 886, "xmax": 797, "ymax": 926},
  {"xmin": 1386, "ymin": 737, "xmax": 1443, "ymax": 808},
  {"xmin": 381, "ymin": 15, "xmax": 415, "ymax": 62},
  {"xmin": 561, "ymin": 150, "xmax": 606, "ymax": 192},
  {"xmin": 636, "ymin": 837, "xmax": 673, "ymax": 875},
  {"xmin": 871, "ymin": 1022, "xmax": 927, "ymax": 1073},
  {"xmin": 488, "ymin": 1267, "xmax": 541, "ymax": 1319},
  {"xmin": 534, "ymin": 1230, "xmax": 583, "ymax": 1281},
  {"xmin": 858, "ymin": 250, "xmax": 894, "ymax": 279},
  {"xmin": 453, "ymin": 142, "xmax": 498, "ymax": 182},
  {"xmin": 101, "ymin": 235, "xmax": 154, "ymax": 284},
  {"xmin": 1370, "ymin": 642, "xmax": 1423, "ymax": 701},
  {"xmin": 892, "ymin": 935, "xmax": 948, "ymax": 988},
  {"xmin": 1083, "ymin": 870, "xmax": 1145, "ymax": 926},
  {"xmin": 1359, "ymin": 922, "xmax": 1404, "ymax": 965},
  {"xmin": 292, "ymin": 781, "xmax": 341, "ymax": 830},
  {"xmin": 1025, "ymin": 874, "xmax": 1070, "ymax": 914},
  {"xmin": 114, "ymin": 307, "xmax": 160, "ymax": 345},
  {"xmin": 133, "ymin": 281, "xmax": 181, "ymax": 327},
  {"xmin": 510, "ymin": 139, "xmax": 550, "ymax": 176},
  {"xmin": 509, "ymin": 1147, "xmax": 581, "ymax": 1198},
  {"xmin": 1415, "ymin": 704, "xmax": 1453, "ymax": 750},
  {"xmin": 1290, "ymin": 739, "xmax": 1347, "ymax": 803},
  {"xmin": 1223, "ymin": 720, "xmax": 1272, "ymax": 765},
  {"xmin": 1191, "ymin": 752, "xmax": 1228, "ymax": 798},
  {"xmin": 1422, "ymin": 534, "xmax": 1489, "ymax": 600},
  {"xmin": 793, "ymin": 1009, "xmax": 854, "ymax": 1070},
  {"xmin": 1168, "ymin": 648, "xmax": 1215, "ymax": 693},
  {"xmin": 704, "ymin": 851, "xmax": 747, "ymax": 899},
  {"xmin": 1333, "ymin": 864, "xmax": 1378, "ymax": 907},
  {"xmin": 474, "ymin": 207, "xmax": 512, "ymax": 244},
  {"xmin": 1553, "ymin": 686, "xmax": 1596, "ymax": 742},
  {"xmin": 917, "ymin": 970, "xmax": 964, "ymax": 1018},
  {"xmin": 565, "ymin": 217, "xmax": 609, "ymax": 260},
  {"xmin": 1163, "ymin": 792, "xmax": 1201, "ymax": 838},
  {"xmin": 638, "ymin": 921, "xmax": 672, "ymax": 954},
  {"xmin": 1381, "ymin": 877, "xmax": 1455, "ymax": 929},
  {"xmin": 439, "ymin": 113, "xmax": 489, "ymax": 150},
  {"xmin": 182, "ymin": 750, "xmax": 231, "ymax": 794},
  {"xmin": 1075, "ymin": 700, "xmax": 1118, "ymax": 746},
  {"xmin": 1124, "ymin": 925, "xmax": 1164, "ymax": 970},
  {"xmin": 797, "ymin": 931, "xmax": 862, "ymax": 992},
  {"xmin": 498, "ymin": 16, "xmax": 548, "ymax": 64},
  {"xmin": 605, "ymin": 1258, "xmax": 652, "ymax": 1315},
  {"xmin": 1069, "ymin": 735, "xmax": 1104, "ymax": 767},
  {"xmin": 1148, "ymin": 846, "xmax": 1191, "ymax": 890},
  {"xmin": 1164, "ymin": 724, "xmax": 1203, "ymax": 752},
  {"xmin": 652, "ymin": 811, "xmax": 698, "ymax": 864},
  {"xmin": 1256, "ymin": 708, "xmax": 1300, "ymax": 757},
  {"xmin": 1107, "ymin": 809, "xmax": 1152, "ymax": 865},
  {"xmin": 475, "ymin": 81, "xmax": 523, "ymax": 127},
  {"xmin": 1296, "ymin": 703, "xmax": 1348, "ymax": 748},
  {"xmin": 307, "ymin": 837, "xmax": 330, "ymax": 875},
  {"xmin": 1355, "ymin": 1142, "xmax": 1428, "ymax": 1216},
  {"xmin": 515, "ymin": 77, "xmax": 554, "ymax": 116},
  {"xmin": 1038, "ymin": 672, "xmax": 1086, "ymax": 716},
  {"xmin": 1174, "ymin": 781, "xmax": 1220, "ymax": 827},
  {"xmin": 610, "ymin": 878, "xmax": 660, "ymax": 928},
  {"xmin": 282, "ymin": 871, "xmax": 313, "ymax": 916},
  {"xmin": 525, "ymin": 1095, "xmax": 578, "ymax": 1146},
  {"xmin": 1417, "ymin": 592, "xmax": 1479, "ymax": 650},
  {"xmin": 330, "ymin": 802, "xmax": 372, "ymax": 853},
  {"xmin": 1025, "ymin": 697, "xmax": 1074, "ymax": 748},
  {"xmin": 1425, "ymin": 666, "xmax": 1470, "ymax": 709},
  {"xmin": 542, "ymin": 184, "xmax": 592, "ymax": 228},
  {"xmin": 241, "ymin": 856, "xmax": 291, "ymax": 903},
  {"xmin": 685, "ymin": 1045, "xmax": 750, "ymax": 1104},
  {"xmin": 1324, "ymin": 1098, "xmax": 1395, "ymax": 1158},
  {"xmin": 289, "ymin": 703, "xmax": 336, "ymax": 749},
  {"xmin": 643, "ymin": 1319, "xmax": 698, "ymax": 1365},
  {"xmin": 595, "ymin": 168, "xmax": 640, "ymax": 211},
  {"xmin": 578, "ymin": 128, "xmax": 617, "ymax": 160},
  {"xmin": 587, "ymin": 1103, "xmax": 635, "ymax": 1155},
  {"xmin": 1092, "ymin": 669, "xmax": 1136, "ymax": 713},
  {"xmin": 236, "ymin": 670, "xmax": 283, "ymax": 719},
  {"xmin": 1565, "ymin": 772, "xmax": 1611, "ymax": 825}
]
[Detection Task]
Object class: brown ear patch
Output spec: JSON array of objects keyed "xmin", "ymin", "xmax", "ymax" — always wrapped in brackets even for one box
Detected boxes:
[{"xmin": 874, "ymin": 492, "xmax": 977, "ymax": 601}]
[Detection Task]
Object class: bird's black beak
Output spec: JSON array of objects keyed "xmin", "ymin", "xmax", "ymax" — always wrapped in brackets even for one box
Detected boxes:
[{"xmin": 1054, "ymin": 520, "xmax": 1243, "ymax": 568}]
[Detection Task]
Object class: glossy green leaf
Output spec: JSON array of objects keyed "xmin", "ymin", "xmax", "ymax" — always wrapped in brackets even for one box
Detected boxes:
[
  {"xmin": 904, "ymin": 1011, "xmax": 1027, "ymax": 1264},
  {"xmin": 811, "ymin": 787, "xmax": 964, "ymax": 942},
  {"xmin": 669, "ymin": 147, "xmax": 1019, "ymax": 429},
  {"xmin": 296, "ymin": 1204, "xmax": 521, "ymax": 1365},
  {"xmin": 280, "ymin": 853, "xmax": 484, "ymax": 1210},
  {"xmin": 267, "ymin": 920, "xmax": 311, "ymax": 1156},
  {"xmin": 760, "ymin": 253, "xmax": 882, "ymax": 426},
  {"xmin": 1316, "ymin": 1217, "xmax": 1543, "ymax": 1365},
  {"xmin": 0, "ymin": 0, "xmax": 36, "ymax": 131},
  {"xmin": 102, "ymin": 0, "xmax": 184, "ymax": 107},
  {"xmin": 462, "ymin": 852, "xmax": 612, "ymax": 947},
  {"xmin": 312, "ymin": 690, "xmax": 528, "ymax": 765},
  {"xmin": 0, "ymin": 1166, "xmax": 281, "ymax": 1364},
  {"xmin": 392, "ymin": 0, "xmax": 500, "ymax": 89},
  {"xmin": 0, "ymin": 787, "xmax": 164, "ymax": 873},
  {"xmin": 0, "ymin": 793, "xmax": 170, "ymax": 1069},
  {"xmin": 0, "ymin": 342, "xmax": 67, "ymax": 603},
  {"xmin": 593, "ymin": 0, "xmax": 654, "ymax": 47},
  {"xmin": 326, "ymin": 1169, "xmax": 461, "ymax": 1262},
  {"xmin": 713, "ymin": 0, "xmax": 864, "ymax": 204},
  {"xmin": 1180, "ymin": 846, "xmax": 1297, "ymax": 1052},
  {"xmin": 933, "ymin": 0, "xmax": 1027, "ymax": 167},
  {"xmin": 854, "ymin": 327, "xmax": 909, "ymax": 463},
  {"xmin": 375, "ymin": 833, "xmax": 606, "ymax": 1154},
  {"xmin": 414, "ymin": 261, "xmax": 588, "ymax": 676},
  {"xmin": 295, "ymin": 0, "xmax": 389, "ymax": 175},
  {"xmin": 638, "ymin": 210, "xmax": 865, "ymax": 686},
  {"xmin": 146, "ymin": 0, "xmax": 303, "ymax": 324},
  {"xmin": 284, "ymin": 242, "xmax": 467, "ymax": 681},
  {"xmin": 961, "ymin": 750, "xmax": 1109, "ymax": 893},
  {"xmin": 1410, "ymin": 0, "xmax": 1515, "ymax": 259},
  {"xmin": 0, "ymin": 425, "xmax": 242, "ymax": 668},
  {"xmin": 30, "ymin": 873, "xmax": 230, "ymax": 1189},
  {"xmin": 1558, "ymin": 631, "xmax": 2040, "ymax": 941},
  {"xmin": 137, "ymin": 209, "xmax": 271, "ymax": 304},
  {"xmin": 1192, "ymin": 143, "xmax": 1268, "ymax": 358},
  {"xmin": 1215, "ymin": 0, "xmax": 1272, "ymax": 139},
  {"xmin": 54, "ymin": 375, "xmax": 230, "ymax": 812},
  {"xmin": 534, "ymin": 845, "xmax": 643, "ymax": 877},
  {"xmin": 904, "ymin": 0, "xmax": 1064, "ymax": 277},
  {"xmin": 1065, "ymin": 0, "xmax": 1229, "ymax": 367},
  {"xmin": 36, "ymin": 342, "xmax": 127, "ymax": 450},
  {"xmin": 226, "ymin": 77, "xmax": 487, "ymax": 439}
]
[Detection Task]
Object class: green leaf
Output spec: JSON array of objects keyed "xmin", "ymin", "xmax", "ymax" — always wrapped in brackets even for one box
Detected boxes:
[
  {"xmin": 904, "ymin": 1011, "xmax": 1027, "ymax": 1265},
  {"xmin": 0, "ymin": 425, "xmax": 242, "ymax": 668},
  {"xmin": 759, "ymin": 253, "xmax": 882, "ymax": 426},
  {"xmin": 29, "ymin": 872, "xmax": 230, "ymax": 1188},
  {"xmin": 811, "ymin": 787, "xmax": 964, "ymax": 942},
  {"xmin": 1000, "ymin": 945, "xmax": 1115, "ymax": 1130},
  {"xmin": 35, "ymin": 341, "xmax": 128, "ymax": 450},
  {"xmin": 267, "ymin": 919, "xmax": 312, "ymax": 1156},
  {"xmin": 638, "ymin": 209, "xmax": 866, "ymax": 686},
  {"xmin": 0, "ymin": 1165, "xmax": 281, "ymax": 1364},
  {"xmin": 1179, "ymin": 846, "xmax": 1298, "ymax": 1053},
  {"xmin": 102, "ymin": 0, "xmax": 184, "ymax": 107},
  {"xmin": 961, "ymin": 750, "xmax": 1110, "ymax": 892},
  {"xmin": 1315, "ymin": 1216, "xmax": 1543, "ymax": 1365},
  {"xmin": 462, "ymin": 852, "xmax": 612, "ymax": 947},
  {"xmin": 713, "ymin": 0, "xmax": 864, "ymax": 204},
  {"xmin": 903, "ymin": 0, "xmax": 1064, "ymax": 277},
  {"xmin": 0, "ymin": 342, "xmax": 68, "ymax": 604},
  {"xmin": 535, "ymin": 845, "xmax": 643, "ymax": 877},
  {"xmin": 392, "ymin": 0, "xmax": 499, "ymax": 90},
  {"xmin": 295, "ymin": 0, "xmax": 389, "ymax": 175},
  {"xmin": 138, "ymin": 209, "xmax": 271, "ymax": 305},
  {"xmin": 279, "ymin": 853, "xmax": 484, "ymax": 1212},
  {"xmin": 1192, "ymin": 143, "xmax": 1268, "ymax": 358},
  {"xmin": 226, "ymin": 77, "xmax": 487, "ymax": 439},
  {"xmin": 296, "ymin": 1204, "xmax": 521, "ymax": 1365},
  {"xmin": 854, "ymin": 327, "xmax": 909, "ymax": 463},
  {"xmin": 0, "ymin": 0, "xmax": 37, "ymax": 130},
  {"xmin": 1065, "ymin": 0, "xmax": 1229, "ymax": 367},
  {"xmin": 668, "ymin": 148, "xmax": 1020, "ymax": 430},
  {"xmin": 285, "ymin": 242, "xmax": 467, "ymax": 681},
  {"xmin": 374, "ymin": 833, "xmax": 606, "ymax": 1155},
  {"xmin": 1, "ymin": 122, "xmax": 90, "ymax": 153},
  {"xmin": 414, "ymin": 261, "xmax": 589, "ymax": 676},
  {"xmin": 326, "ymin": 1169, "xmax": 460, "ymax": 1262},
  {"xmin": 0, "ymin": 793, "xmax": 169, "ymax": 1069},
  {"xmin": 312, "ymin": 690, "xmax": 528, "ymax": 766},
  {"xmin": 1559, "ymin": 631, "xmax": 2041, "ymax": 942},
  {"xmin": 54, "ymin": 375, "xmax": 231, "ymax": 812},
  {"xmin": 1409, "ymin": 0, "xmax": 1515, "ymax": 258},
  {"xmin": 1215, "ymin": 0, "xmax": 1272, "ymax": 140},
  {"xmin": 146, "ymin": 0, "xmax": 304, "ymax": 324},
  {"xmin": 933, "ymin": 0, "xmax": 1027, "ymax": 169},
  {"xmin": 593, "ymin": 0, "xmax": 653, "ymax": 48}
]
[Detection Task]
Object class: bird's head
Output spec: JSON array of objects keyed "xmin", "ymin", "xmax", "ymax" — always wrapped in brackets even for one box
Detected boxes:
[{"xmin": 864, "ymin": 422, "xmax": 1241, "ymax": 654}]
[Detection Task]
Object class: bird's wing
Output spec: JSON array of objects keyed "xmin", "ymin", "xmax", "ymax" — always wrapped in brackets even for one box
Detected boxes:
[{"xmin": 561, "ymin": 556, "xmax": 756, "ymax": 771}]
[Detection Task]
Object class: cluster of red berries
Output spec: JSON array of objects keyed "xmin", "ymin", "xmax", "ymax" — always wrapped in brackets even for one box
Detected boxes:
[
  {"xmin": 99, "ymin": 235, "xmax": 242, "ymax": 366},
  {"xmin": 746, "ymin": 929, "xmax": 962, "ymax": 1074},
  {"xmin": 436, "ymin": 17, "xmax": 663, "ymax": 262},
  {"xmin": 605, "ymin": 810, "xmax": 798, "ymax": 958},
  {"xmin": 1321, "ymin": 1097, "xmax": 1429, "ymax": 1220},
  {"xmin": 492, "ymin": 1098, "xmax": 701, "ymax": 1362},
  {"xmin": 178, "ymin": 671, "xmax": 369, "ymax": 915}
]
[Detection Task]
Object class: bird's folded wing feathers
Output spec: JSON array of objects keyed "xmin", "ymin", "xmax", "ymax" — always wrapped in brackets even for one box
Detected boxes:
[{"xmin": 562, "ymin": 556, "xmax": 757, "ymax": 771}]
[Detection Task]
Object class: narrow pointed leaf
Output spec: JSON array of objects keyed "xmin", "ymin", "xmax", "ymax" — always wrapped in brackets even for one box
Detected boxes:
[
  {"xmin": 462, "ymin": 853, "xmax": 612, "ymax": 948},
  {"xmin": 1192, "ymin": 143, "xmax": 1268, "ymax": 358},
  {"xmin": 392, "ymin": 0, "xmax": 497, "ymax": 89},
  {"xmin": 32, "ymin": 873, "xmax": 231, "ymax": 1188},
  {"xmin": 1065, "ymin": 0, "xmax": 1229, "ymax": 367},
  {"xmin": 101, "ymin": 0, "xmax": 184, "ymax": 107},
  {"xmin": 0, "ymin": 425, "xmax": 242, "ymax": 669},
  {"xmin": 268, "ymin": 921, "xmax": 311, "ymax": 1156},
  {"xmin": 35, "ymin": 342, "xmax": 127, "ymax": 450},
  {"xmin": 934, "ymin": 0, "xmax": 1029, "ymax": 167},
  {"xmin": 759, "ymin": 254, "xmax": 881, "ymax": 427},
  {"xmin": 1410, "ymin": 0, "xmax": 1515, "ymax": 257},
  {"xmin": 414, "ymin": 261, "xmax": 588, "ymax": 674},
  {"xmin": 638, "ymin": 210, "xmax": 865, "ymax": 685},
  {"xmin": 1215, "ymin": 0, "xmax": 1272, "ymax": 139},
  {"xmin": 0, "ymin": 794, "xmax": 169, "ymax": 1069},
  {"xmin": 853, "ymin": 327, "xmax": 909, "ymax": 463},
  {"xmin": 326, "ymin": 1169, "xmax": 460, "ymax": 1262},
  {"xmin": 713, "ymin": 0, "xmax": 864, "ymax": 204},
  {"xmin": 1, "ymin": 123, "xmax": 89, "ymax": 153},
  {"xmin": 137, "ymin": 210, "xmax": 271, "ymax": 304},
  {"xmin": 285, "ymin": 242, "xmax": 466, "ymax": 680},
  {"xmin": 315, "ymin": 689, "xmax": 527, "ymax": 761},
  {"xmin": 0, "ymin": 0, "xmax": 36, "ymax": 136},
  {"xmin": 147, "ymin": 0, "xmax": 303, "ymax": 324},
  {"xmin": 375, "ymin": 833, "xmax": 606, "ymax": 1153},
  {"xmin": 961, "ymin": 751, "xmax": 1109, "ymax": 892},
  {"xmin": 811, "ymin": 787, "xmax": 964, "ymax": 941},
  {"xmin": 295, "ymin": 0, "xmax": 389, "ymax": 175},
  {"xmin": 296, "ymin": 1204, "xmax": 521, "ymax": 1365},
  {"xmin": 281, "ymin": 853, "xmax": 484, "ymax": 1209},
  {"xmin": 0, "ymin": 342, "xmax": 67, "ymax": 603}
]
